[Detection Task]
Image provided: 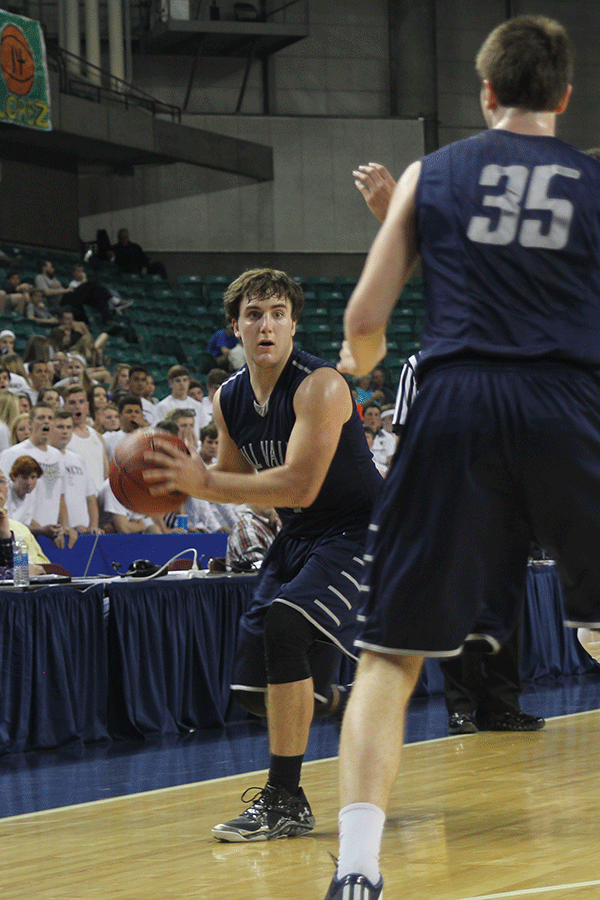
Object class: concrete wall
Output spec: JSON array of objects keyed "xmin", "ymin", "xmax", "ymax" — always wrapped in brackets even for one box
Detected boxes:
[
  {"xmin": 435, "ymin": 0, "xmax": 600, "ymax": 150},
  {"xmin": 79, "ymin": 0, "xmax": 600, "ymax": 261},
  {"xmin": 78, "ymin": 115, "xmax": 423, "ymax": 255},
  {"xmin": 79, "ymin": 0, "xmax": 403, "ymax": 259}
]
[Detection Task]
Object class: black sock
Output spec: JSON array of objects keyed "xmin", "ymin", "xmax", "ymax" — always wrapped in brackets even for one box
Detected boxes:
[{"xmin": 268, "ymin": 753, "xmax": 304, "ymax": 796}]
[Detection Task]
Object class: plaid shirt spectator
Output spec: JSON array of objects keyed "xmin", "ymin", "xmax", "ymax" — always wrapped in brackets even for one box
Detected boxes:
[{"xmin": 225, "ymin": 504, "xmax": 281, "ymax": 572}]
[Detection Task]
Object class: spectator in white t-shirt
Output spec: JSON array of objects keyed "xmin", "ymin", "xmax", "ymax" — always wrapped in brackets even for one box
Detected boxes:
[
  {"xmin": 49, "ymin": 410, "xmax": 102, "ymax": 533},
  {"xmin": 362, "ymin": 400, "xmax": 397, "ymax": 475},
  {"xmin": 0, "ymin": 403, "xmax": 77, "ymax": 548},
  {"xmin": 97, "ymin": 479, "xmax": 162, "ymax": 534},
  {"xmin": 6, "ymin": 454, "xmax": 42, "ymax": 526},
  {"xmin": 154, "ymin": 365, "xmax": 210, "ymax": 438},
  {"xmin": 64, "ymin": 384, "xmax": 109, "ymax": 491},
  {"xmin": 103, "ymin": 394, "xmax": 146, "ymax": 461},
  {"xmin": 128, "ymin": 365, "xmax": 158, "ymax": 427}
]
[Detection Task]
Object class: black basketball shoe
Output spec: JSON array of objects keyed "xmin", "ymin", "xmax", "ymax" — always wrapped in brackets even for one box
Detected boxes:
[
  {"xmin": 211, "ymin": 783, "xmax": 315, "ymax": 842},
  {"xmin": 324, "ymin": 873, "xmax": 384, "ymax": 899}
]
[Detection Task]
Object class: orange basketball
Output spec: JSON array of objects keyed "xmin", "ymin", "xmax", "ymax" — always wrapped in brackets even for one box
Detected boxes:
[
  {"xmin": 109, "ymin": 428, "xmax": 190, "ymax": 516},
  {"xmin": 1, "ymin": 25, "xmax": 35, "ymax": 96}
]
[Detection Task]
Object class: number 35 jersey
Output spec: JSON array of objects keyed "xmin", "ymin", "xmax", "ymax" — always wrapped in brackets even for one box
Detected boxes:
[{"xmin": 416, "ymin": 129, "xmax": 600, "ymax": 369}]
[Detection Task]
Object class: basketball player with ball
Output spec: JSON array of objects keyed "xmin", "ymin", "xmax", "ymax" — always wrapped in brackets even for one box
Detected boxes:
[{"xmin": 144, "ymin": 268, "xmax": 382, "ymax": 843}]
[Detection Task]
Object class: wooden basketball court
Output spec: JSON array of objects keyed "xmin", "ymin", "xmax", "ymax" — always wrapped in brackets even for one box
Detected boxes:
[{"xmin": 2, "ymin": 710, "xmax": 600, "ymax": 900}]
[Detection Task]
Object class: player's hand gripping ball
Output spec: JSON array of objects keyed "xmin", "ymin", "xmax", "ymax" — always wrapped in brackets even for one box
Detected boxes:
[{"xmin": 109, "ymin": 429, "xmax": 189, "ymax": 516}]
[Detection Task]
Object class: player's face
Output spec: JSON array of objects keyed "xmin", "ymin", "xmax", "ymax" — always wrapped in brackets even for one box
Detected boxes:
[
  {"xmin": 233, "ymin": 294, "xmax": 296, "ymax": 368},
  {"xmin": 170, "ymin": 375, "xmax": 189, "ymax": 399}
]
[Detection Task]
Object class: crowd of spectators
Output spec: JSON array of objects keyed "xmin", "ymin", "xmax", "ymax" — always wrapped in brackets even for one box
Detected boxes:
[{"xmin": 0, "ymin": 242, "xmax": 403, "ymax": 563}]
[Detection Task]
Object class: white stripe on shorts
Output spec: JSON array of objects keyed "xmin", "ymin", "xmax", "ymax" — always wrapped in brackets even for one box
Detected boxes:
[
  {"xmin": 314, "ymin": 598, "xmax": 341, "ymax": 626},
  {"xmin": 328, "ymin": 584, "xmax": 352, "ymax": 609},
  {"xmin": 342, "ymin": 570, "xmax": 359, "ymax": 591}
]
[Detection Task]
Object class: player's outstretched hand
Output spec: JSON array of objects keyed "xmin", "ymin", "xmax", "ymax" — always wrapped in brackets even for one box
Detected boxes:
[
  {"xmin": 337, "ymin": 337, "xmax": 387, "ymax": 377},
  {"xmin": 143, "ymin": 438, "xmax": 207, "ymax": 498},
  {"xmin": 353, "ymin": 162, "xmax": 397, "ymax": 223},
  {"xmin": 337, "ymin": 340, "xmax": 359, "ymax": 375}
]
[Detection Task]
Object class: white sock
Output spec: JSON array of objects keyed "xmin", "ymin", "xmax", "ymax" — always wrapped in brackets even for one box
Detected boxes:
[{"xmin": 337, "ymin": 802, "xmax": 386, "ymax": 884}]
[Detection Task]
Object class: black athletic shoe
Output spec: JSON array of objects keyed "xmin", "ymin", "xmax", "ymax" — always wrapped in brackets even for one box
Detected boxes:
[
  {"xmin": 448, "ymin": 712, "xmax": 479, "ymax": 735},
  {"xmin": 211, "ymin": 783, "xmax": 315, "ymax": 842},
  {"xmin": 477, "ymin": 710, "xmax": 545, "ymax": 732},
  {"xmin": 324, "ymin": 873, "xmax": 384, "ymax": 900}
]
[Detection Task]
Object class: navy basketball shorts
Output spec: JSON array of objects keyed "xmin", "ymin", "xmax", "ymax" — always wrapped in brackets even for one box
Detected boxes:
[
  {"xmin": 231, "ymin": 528, "xmax": 367, "ymax": 694},
  {"xmin": 357, "ymin": 359, "xmax": 600, "ymax": 657}
]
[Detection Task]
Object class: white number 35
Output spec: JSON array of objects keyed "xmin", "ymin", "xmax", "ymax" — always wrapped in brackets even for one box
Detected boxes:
[{"xmin": 466, "ymin": 163, "xmax": 580, "ymax": 249}]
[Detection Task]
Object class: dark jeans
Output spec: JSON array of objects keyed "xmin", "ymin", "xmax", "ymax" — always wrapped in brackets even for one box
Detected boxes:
[{"xmin": 61, "ymin": 281, "xmax": 112, "ymax": 324}]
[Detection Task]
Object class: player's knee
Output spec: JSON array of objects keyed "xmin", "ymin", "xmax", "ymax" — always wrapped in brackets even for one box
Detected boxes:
[
  {"xmin": 232, "ymin": 689, "xmax": 267, "ymax": 718},
  {"xmin": 577, "ymin": 628, "xmax": 600, "ymax": 664},
  {"xmin": 263, "ymin": 602, "xmax": 314, "ymax": 684}
]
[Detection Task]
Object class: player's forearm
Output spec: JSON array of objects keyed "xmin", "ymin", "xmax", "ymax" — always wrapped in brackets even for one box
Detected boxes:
[{"xmin": 199, "ymin": 463, "xmax": 315, "ymax": 509}]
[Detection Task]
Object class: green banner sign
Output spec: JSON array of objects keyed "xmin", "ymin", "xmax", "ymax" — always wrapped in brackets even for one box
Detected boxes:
[{"xmin": 0, "ymin": 9, "xmax": 51, "ymax": 131}]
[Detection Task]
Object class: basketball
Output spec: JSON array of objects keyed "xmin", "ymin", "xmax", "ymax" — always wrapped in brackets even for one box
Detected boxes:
[
  {"xmin": 109, "ymin": 428, "xmax": 190, "ymax": 516},
  {"xmin": 1, "ymin": 25, "xmax": 35, "ymax": 96}
]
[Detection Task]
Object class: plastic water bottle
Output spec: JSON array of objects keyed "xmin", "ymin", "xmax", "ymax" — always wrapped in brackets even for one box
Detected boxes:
[{"xmin": 12, "ymin": 536, "xmax": 29, "ymax": 587}]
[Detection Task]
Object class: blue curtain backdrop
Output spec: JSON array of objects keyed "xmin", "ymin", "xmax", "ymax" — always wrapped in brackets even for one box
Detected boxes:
[
  {"xmin": 0, "ymin": 584, "xmax": 109, "ymax": 754},
  {"xmin": 0, "ymin": 566, "xmax": 596, "ymax": 755}
]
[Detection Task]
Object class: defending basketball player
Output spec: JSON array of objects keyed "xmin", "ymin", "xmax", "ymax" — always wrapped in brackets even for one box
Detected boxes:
[
  {"xmin": 144, "ymin": 268, "xmax": 381, "ymax": 842},
  {"xmin": 319, "ymin": 15, "xmax": 600, "ymax": 900}
]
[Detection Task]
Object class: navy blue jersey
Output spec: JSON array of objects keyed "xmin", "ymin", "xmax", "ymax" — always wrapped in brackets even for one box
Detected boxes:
[
  {"xmin": 415, "ymin": 129, "xmax": 600, "ymax": 370},
  {"xmin": 219, "ymin": 346, "xmax": 381, "ymax": 539}
]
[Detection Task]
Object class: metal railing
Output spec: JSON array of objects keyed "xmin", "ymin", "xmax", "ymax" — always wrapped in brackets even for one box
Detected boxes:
[{"xmin": 48, "ymin": 45, "xmax": 182, "ymax": 122}]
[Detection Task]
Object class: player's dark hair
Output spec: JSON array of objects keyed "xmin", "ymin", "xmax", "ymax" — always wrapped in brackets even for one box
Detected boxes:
[
  {"xmin": 475, "ymin": 15, "xmax": 572, "ymax": 112},
  {"xmin": 223, "ymin": 268, "xmax": 304, "ymax": 323}
]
